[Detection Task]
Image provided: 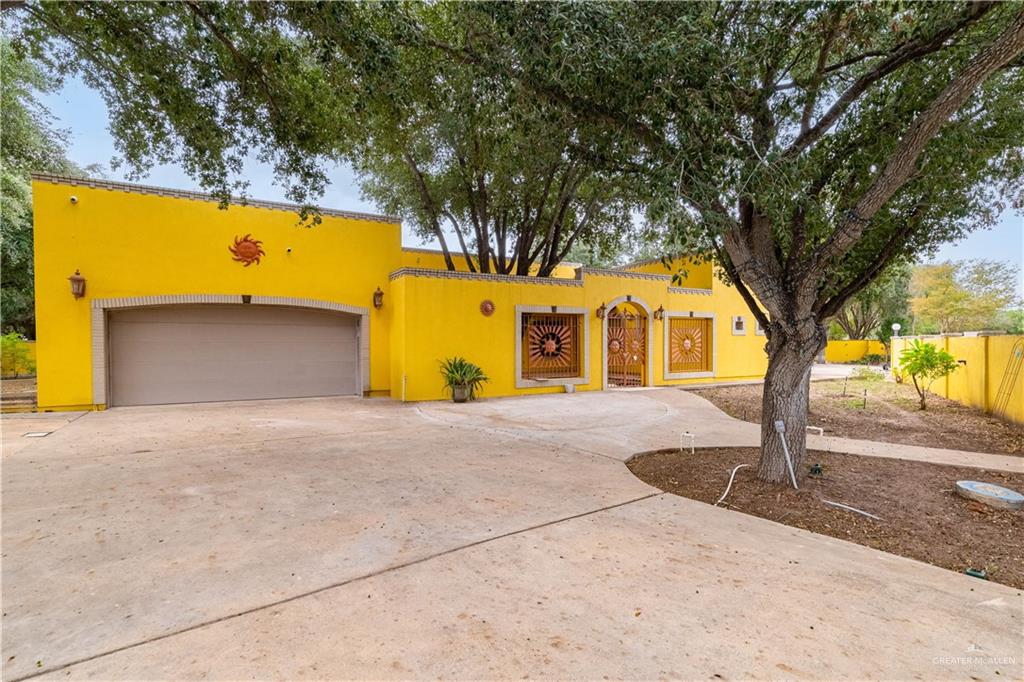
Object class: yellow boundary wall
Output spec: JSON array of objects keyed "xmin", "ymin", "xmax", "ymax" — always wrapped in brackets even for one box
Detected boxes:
[
  {"xmin": 890, "ymin": 334, "xmax": 1024, "ymax": 426},
  {"xmin": 825, "ymin": 339, "xmax": 886, "ymax": 363}
]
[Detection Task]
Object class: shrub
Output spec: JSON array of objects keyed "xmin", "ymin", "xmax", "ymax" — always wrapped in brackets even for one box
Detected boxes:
[
  {"xmin": 899, "ymin": 340, "xmax": 959, "ymax": 410},
  {"xmin": 0, "ymin": 332, "xmax": 34, "ymax": 378},
  {"xmin": 439, "ymin": 357, "xmax": 488, "ymax": 401},
  {"xmin": 862, "ymin": 353, "xmax": 886, "ymax": 366}
]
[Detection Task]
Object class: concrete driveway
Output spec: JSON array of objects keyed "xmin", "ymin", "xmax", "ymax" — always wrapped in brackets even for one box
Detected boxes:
[{"xmin": 2, "ymin": 390, "xmax": 1020, "ymax": 680}]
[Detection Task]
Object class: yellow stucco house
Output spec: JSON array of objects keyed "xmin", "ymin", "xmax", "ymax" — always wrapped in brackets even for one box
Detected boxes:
[{"xmin": 32, "ymin": 174, "xmax": 768, "ymax": 410}]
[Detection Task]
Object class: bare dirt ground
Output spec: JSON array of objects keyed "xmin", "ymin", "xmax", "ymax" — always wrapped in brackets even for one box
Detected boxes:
[
  {"xmin": 693, "ymin": 376, "xmax": 1024, "ymax": 456},
  {"xmin": 628, "ymin": 447, "xmax": 1024, "ymax": 589}
]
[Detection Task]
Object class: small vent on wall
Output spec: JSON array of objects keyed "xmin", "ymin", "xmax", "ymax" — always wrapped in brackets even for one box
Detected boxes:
[{"xmin": 241, "ymin": 295, "xmax": 252, "ymax": 304}]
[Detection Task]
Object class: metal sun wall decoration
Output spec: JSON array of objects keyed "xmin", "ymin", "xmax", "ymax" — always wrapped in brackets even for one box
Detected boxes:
[
  {"xmin": 527, "ymin": 319, "xmax": 574, "ymax": 369},
  {"xmin": 229, "ymin": 234, "xmax": 265, "ymax": 266},
  {"xmin": 670, "ymin": 320, "xmax": 708, "ymax": 372}
]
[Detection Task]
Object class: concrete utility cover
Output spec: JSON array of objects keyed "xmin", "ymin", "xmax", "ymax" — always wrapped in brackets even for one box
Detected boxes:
[{"xmin": 955, "ymin": 480, "xmax": 1024, "ymax": 511}]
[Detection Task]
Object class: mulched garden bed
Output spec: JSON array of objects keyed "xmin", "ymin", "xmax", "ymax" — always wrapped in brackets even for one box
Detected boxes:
[{"xmin": 628, "ymin": 447, "xmax": 1024, "ymax": 589}]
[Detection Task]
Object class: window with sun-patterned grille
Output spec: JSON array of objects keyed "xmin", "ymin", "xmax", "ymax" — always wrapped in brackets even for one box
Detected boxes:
[
  {"xmin": 669, "ymin": 317, "xmax": 713, "ymax": 373},
  {"xmin": 521, "ymin": 313, "xmax": 583, "ymax": 379}
]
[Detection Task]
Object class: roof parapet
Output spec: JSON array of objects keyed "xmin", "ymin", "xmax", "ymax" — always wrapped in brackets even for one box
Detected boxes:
[{"xmin": 31, "ymin": 173, "xmax": 402, "ymax": 224}]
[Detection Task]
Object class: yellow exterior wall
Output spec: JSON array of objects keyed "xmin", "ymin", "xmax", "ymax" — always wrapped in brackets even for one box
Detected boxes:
[
  {"xmin": 890, "ymin": 334, "xmax": 1024, "ymax": 426},
  {"xmin": 33, "ymin": 178, "xmax": 400, "ymax": 410},
  {"xmin": 824, "ymin": 339, "xmax": 887, "ymax": 363},
  {"xmin": 622, "ymin": 257, "xmax": 714, "ymax": 290},
  {"xmin": 33, "ymin": 177, "xmax": 770, "ymax": 408},
  {"xmin": 391, "ymin": 267, "xmax": 767, "ymax": 401}
]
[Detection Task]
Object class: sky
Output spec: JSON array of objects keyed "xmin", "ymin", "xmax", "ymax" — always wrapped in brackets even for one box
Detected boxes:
[{"xmin": 39, "ymin": 74, "xmax": 1024, "ymax": 296}]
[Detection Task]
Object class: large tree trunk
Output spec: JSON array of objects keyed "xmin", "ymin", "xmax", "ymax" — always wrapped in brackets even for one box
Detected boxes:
[{"xmin": 757, "ymin": 322, "xmax": 826, "ymax": 483}]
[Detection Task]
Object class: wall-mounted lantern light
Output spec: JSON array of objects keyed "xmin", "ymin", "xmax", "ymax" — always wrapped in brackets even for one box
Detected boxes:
[
  {"xmin": 373, "ymin": 287, "xmax": 384, "ymax": 309},
  {"xmin": 654, "ymin": 305, "xmax": 665, "ymax": 320},
  {"xmin": 68, "ymin": 270, "xmax": 86, "ymax": 299},
  {"xmin": 596, "ymin": 302, "xmax": 606, "ymax": 319}
]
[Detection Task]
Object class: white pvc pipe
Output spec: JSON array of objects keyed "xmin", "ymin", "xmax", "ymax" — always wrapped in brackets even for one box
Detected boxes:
[
  {"xmin": 680, "ymin": 431, "xmax": 695, "ymax": 454},
  {"xmin": 773, "ymin": 420, "xmax": 799, "ymax": 490},
  {"xmin": 715, "ymin": 464, "xmax": 750, "ymax": 506},
  {"xmin": 823, "ymin": 500, "xmax": 881, "ymax": 520}
]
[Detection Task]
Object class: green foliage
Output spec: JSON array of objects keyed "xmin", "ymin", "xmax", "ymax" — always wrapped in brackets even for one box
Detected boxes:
[
  {"xmin": 1, "ymin": 39, "xmax": 97, "ymax": 336},
  {"xmin": 899, "ymin": 340, "xmax": 959, "ymax": 409},
  {"xmin": 1002, "ymin": 309, "xmax": 1024, "ymax": 334},
  {"xmin": 349, "ymin": 43, "xmax": 639, "ymax": 275},
  {"xmin": 0, "ymin": 332, "xmax": 35, "ymax": 377},
  {"xmin": 13, "ymin": 3, "xmax": 1022, "ymax": 310},
  {"xmin": 911, "ymin": 260, "xmax": 1022, "ymax": 333},
  {"xmin": 861, "ymin": 354, "xmax": 887, "ymax": 366},
  {"xmin": 563, "ymin": 240, "xmax": 624, "ymax": 269},
  {"xmin": 439, "ymin": 357, "xmax": 488, "ymax": 400},
  {"xmin": 835, "ymin": 262, "xmax": 911, "ymax": 340}
]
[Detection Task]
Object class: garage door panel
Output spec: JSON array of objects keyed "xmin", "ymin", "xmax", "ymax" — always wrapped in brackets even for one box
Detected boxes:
[{"xmin": 108, "ymin": 305, "xmax": 359, "ymax": 406}]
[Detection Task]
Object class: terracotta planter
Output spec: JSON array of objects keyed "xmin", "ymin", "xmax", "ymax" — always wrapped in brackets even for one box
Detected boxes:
[{"xmin": 451, "ymin": 385, "xmax": 470, "ymax": 403}]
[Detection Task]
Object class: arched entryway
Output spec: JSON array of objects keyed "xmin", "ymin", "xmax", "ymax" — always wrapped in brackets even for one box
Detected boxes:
[{"xmin": 602, "ymin": 296, "xmax": 653, "ymax": 389}]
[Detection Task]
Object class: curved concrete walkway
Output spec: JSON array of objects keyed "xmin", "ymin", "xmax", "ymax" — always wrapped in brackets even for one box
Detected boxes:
[
  {"xmin": 1, "ymin": 391, "xmax": 1020, "ymax": 681},
  {"xmin": 420, "ymin": 387, "xmax": 1022, "ymax": 471}
]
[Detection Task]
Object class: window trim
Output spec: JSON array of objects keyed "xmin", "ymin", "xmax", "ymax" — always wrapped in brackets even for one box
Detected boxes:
[
  {"xmin": 732, "ymin": 315, "xmax": 747, "ymax": 336},
  {"xmin": 663, "ymin": 311, "xmax": 716, "ymax": 380},
  {"xmin": 515, "ymin": 305, "xmax": 590, "ymax": 388}
]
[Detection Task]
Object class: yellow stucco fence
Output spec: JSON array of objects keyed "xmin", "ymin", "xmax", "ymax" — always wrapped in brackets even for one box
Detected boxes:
[
  {"xmin": 1, "ymin": 339, "xmax": 36, "ymax": 378},
  {"xmin": 891, "ymin": 334, "xmax": 1024, "ymax": 426},
  {"xmin": 825, "ymin": 339, "xmax": 886, "ymax": 363}
]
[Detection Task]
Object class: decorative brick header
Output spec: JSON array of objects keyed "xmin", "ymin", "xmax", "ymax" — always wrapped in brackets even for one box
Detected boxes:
[
  {"xmin": 668, "ymin": 286, "xmax": 713, "ymax": 296},
  {"xmin": 577, "ymin": 266, "xmax": 672, "ymax": 282},
  {"xmin": 31, "ymin": 173, "xmax": 401, "ymax": 224},
  {"xmin": 388, "ymin": 266, "xmax": 716, "ymax": 296},
  {"xmin": 388, "ymin": 267, "xmax": 584, "ymax": 287}
]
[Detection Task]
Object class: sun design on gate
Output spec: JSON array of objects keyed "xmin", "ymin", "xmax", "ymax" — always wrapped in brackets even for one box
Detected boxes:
[
  {"xmin": 607, "ymin": 317, "xmax": 643, "ymax": 362},
  {"xmin": 671, "ymin": 326, "xmax": 704, "ymax": 366},
  {"xmin": 528, "ymin": 320, "xmax": 574, "ymax": 368},
  {"xmin": 229, "ymin": 234, "xmax": 265, "ymax": 266}
]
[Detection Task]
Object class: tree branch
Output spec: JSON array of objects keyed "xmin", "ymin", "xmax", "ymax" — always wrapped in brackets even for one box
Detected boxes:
[
  {"xmin": 784, "ymin": 2, "xmax": 996, "ymax": 157},
  {"xmin": 808, "ymin": 8, "xmax": 1024, "ymax": 276}
]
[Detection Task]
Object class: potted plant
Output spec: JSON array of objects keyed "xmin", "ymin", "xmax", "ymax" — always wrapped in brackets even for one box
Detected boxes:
[{"xmin": 440, "ymin": 357, "xmax": 488, "ymax": 403}]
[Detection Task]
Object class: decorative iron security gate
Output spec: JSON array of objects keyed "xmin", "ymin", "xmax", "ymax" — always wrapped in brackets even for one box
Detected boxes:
[
  {"xmin": 668, "ymin": 317, "xmax": 713, "ymax": 373},
  {"xmin": 607, "ymin": 308, "xmax": 645, "ymax": 387},
  {"xmin": 522, "ymin": 312, "xmax": 583, "ymax": 380}
]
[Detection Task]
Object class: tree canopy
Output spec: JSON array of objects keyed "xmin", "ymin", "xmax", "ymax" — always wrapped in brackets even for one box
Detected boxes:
[
  {"xmin": 9, "ymin": 1, "xmax": 1024, "ymax": 481},
  {"xmin": 833, "ymin": 261, "xmax": 911, "ymax": 341},
  {"xmin": 911, "ymin": 259, "xmax": 1022, "ymax": 333},
  {"xmin": 349, "ymin": 48, "xmax": 637, "ymax": 275},
  {"xmin": 0, "ymin": 37, "xmax": 95, "ymax": 336}
]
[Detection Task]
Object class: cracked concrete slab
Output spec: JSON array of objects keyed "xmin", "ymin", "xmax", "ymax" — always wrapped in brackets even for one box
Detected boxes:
[
  {"xmin": 30, "ymin": 495, "xmax": 1021, "ymax": 681},
  {"xmin": 2, "ymin": 392, "xmax": 1021, "ymax": 680}
]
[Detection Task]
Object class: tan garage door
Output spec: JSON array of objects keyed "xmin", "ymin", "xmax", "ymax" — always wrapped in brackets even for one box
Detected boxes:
[{"xmin": 108, "ymin": 305, "xmax": 359, "ymax": 406}]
